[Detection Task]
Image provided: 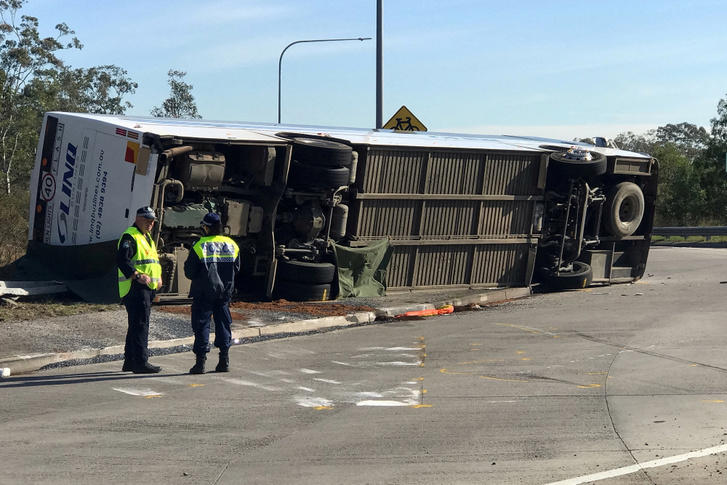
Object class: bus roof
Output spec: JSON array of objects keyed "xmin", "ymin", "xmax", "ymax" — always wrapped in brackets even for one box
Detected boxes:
[{"xmin": 47, "ymin": 112, "xmax": 650, "ymax": 158}]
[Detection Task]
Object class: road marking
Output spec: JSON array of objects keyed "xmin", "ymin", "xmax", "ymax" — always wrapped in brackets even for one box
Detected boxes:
[
  {"xmin": 295, "ymin": 396, "xmax": 333, "ymax": 408},
  {"xmin": 495, "ymin": 323, "xmax": 559, "ymax": 337},
  {"xmin": 223, "ymin": 378, "xmax": 280, "ymax": 392},
  {"xmin": 546, "ymin": 443, "xmax": 727, "ymax": 485},
  {"xmin": 112, "ymin": 387, "xmax": 163, "ymax": 397},
  {"xmin": 313, "ymin": 378, "xmax": 341, "ymax": 384},
  {"xmin": 299, "ymin": 368, "xmax": 321, "ymax": 374},
  {"xmin": 411, "ymin": 404, "xmax": 432, "ymax": 408},
  {"xmin": 703, "ymin": 399, "xmax": 724, "ymax": 403},
  {"xmin": 187, "ymin": 383, "xmax": 204, "ymax": 388},
  {"xmin": 356, "ymin": 400, "xmax": 411, "ymax": 406},
  {"xmin": 297, "ymin": 386, "xmax": 315, "ymax": 392}
]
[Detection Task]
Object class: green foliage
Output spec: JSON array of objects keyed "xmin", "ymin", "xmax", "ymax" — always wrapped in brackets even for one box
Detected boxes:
[
  {"xmin": 650, "ymin": 143, "xmax": 704, "ymax": 226},
  {"xmin": 151, "ymin": 69, "xmax": 201, "ymax": 119},
  {"xmin": 0, "ymin": 189, "xmax": 27, "ymax": 267},
  {"xmin": 615, "ymin": 122, "xmax": 715, "ymax": 226},
  {"xmin": 0, "ymin": 0, "xmax": 136, "ymax": 195}
]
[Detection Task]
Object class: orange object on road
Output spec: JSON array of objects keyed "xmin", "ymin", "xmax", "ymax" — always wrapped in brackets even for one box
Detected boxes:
[{"xmin": 397, "ymin": 304, "xmax": 454, "ymax": 318}]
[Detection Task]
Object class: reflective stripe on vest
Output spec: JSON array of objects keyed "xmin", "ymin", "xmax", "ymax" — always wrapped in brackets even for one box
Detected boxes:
[
  {"xmin": 117, "ymin": 226, "xmax": 162, "ymax": 298},
  {"xmin": 192, "ymin": 235, "xmax": 240, "ymax": 263}
]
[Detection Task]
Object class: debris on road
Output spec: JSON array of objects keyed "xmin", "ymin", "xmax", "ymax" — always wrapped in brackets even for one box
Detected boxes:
[{"xmin": 396, "ymin": 304, "xmax": 454, "ymax": 319}]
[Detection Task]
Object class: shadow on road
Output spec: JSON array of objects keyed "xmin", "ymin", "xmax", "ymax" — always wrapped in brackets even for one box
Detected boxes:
[{"xmin": 0, "ymin": 370, "xmax": 189, "ymax": 389}]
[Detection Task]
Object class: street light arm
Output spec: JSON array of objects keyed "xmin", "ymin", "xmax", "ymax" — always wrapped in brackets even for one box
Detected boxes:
[{"xmin": 278, "ymin": 37, "xmax": 372, "ymax": 124}]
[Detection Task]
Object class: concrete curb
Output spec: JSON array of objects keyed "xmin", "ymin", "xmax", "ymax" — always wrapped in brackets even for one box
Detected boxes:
[
  {"xmin": 374, "ymin": 286, "xmax": 531, "ymax": 318},
  {"xmin": 0, "ymin": 288, "xmax": 530, "ymax": 376}
]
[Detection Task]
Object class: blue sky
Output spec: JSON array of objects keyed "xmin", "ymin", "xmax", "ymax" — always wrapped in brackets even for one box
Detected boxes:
[{"xmin": 22, "ymin": 0, "xmax": 727, "ymax": 139}]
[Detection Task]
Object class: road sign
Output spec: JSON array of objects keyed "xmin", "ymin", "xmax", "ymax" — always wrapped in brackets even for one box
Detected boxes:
[{"xmin": 383, "ymin": 106, "xmax": 427, "ymax": 132}]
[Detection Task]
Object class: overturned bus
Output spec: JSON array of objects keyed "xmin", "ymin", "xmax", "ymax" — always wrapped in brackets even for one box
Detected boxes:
[{"xmin": 27, "ymin": 113, "xmax": 657, "ymax": 302}]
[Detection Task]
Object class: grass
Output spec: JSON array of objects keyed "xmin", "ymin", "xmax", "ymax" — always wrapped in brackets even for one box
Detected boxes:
[
  {"xmin": 652, "ymin": 235, "xmax": 727, "ymax": 244},
  {"xmin": 0, "ymin": 295, "xmax": 119, "ymax": 322}
]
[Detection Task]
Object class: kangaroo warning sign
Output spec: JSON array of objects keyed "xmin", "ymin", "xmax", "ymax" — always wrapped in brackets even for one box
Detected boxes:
[{"xmin": 383, "ymin": 106, "xmax": 427, "ymax": 132}]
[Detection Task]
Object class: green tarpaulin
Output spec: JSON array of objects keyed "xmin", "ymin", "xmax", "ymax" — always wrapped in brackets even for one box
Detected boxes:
[{"xmin": 332, "ymin": 239, "xmax": 393, "ymax": 298}]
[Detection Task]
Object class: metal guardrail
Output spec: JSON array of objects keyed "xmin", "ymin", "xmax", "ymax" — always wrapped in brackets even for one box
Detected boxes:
[{"xmin": 653, "ymin": 226, "xmax": 727, "ymax": 239}]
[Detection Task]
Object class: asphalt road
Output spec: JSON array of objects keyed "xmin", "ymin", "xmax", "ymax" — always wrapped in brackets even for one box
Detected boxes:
[{"xmin": 3, "ymin": 246, "xmax": 727, "ymax": 484}]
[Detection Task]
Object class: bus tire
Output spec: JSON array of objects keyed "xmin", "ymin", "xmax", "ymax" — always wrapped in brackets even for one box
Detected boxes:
[
  {"xmin": 604, "ymin": 182, "xmax": 645, "ymax": 238},
  {"xmin": 277, "ymin": 260, "xmax": 336, "ymax": 284},
  {"xmin": 275, "ymin": 281, "xmax": 332, "ymax": 301},
  {"xmin": 539, "ymin": 261, "xmax": 593, "ymax": 290},
  {"xmin": 292, "ymin": 138, "xmax": 353, "ymax": 167},
  {"xmin": 549, "ymin": 151, "xmax": 607, "ymax": 179},
  {"xmin": 288, "ymin": 161, "xmax": 351, "ymax": 189}
]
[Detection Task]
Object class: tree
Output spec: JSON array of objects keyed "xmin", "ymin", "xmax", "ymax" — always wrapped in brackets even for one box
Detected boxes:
[
  {"xmin": 0, "ymin": 0, "xmax": 137, "ymax": 194},
  {"xmin": 692, "ymin": 94, "xmax": 727, "ymax": 223},
  {"xmin": 650, "ymin": 144, "xmax": 704, "ymax": 225},
  {"xmin": 615, "ymin": 123, "xmax": 711, "ymax": 225},
  {"xmin": 654, "ymin": 122, "xmax": 709, "ymax": 162},
  {"xmin": 151, "ymin": 69, "xmax": 201, "ymax": 119},
  {"xmin": 613, "ymin": 130, "xmax": 656, "ymax": 155}
]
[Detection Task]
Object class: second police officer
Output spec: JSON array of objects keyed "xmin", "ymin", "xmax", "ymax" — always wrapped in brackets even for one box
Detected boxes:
[{"xmin": 184, "ymin": 212, "xmax": 240, "ymax": 374}]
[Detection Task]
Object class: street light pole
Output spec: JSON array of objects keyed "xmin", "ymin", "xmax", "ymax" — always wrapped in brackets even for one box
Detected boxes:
[
  {"xmin": 277, "ymin": 37, "xmax": 371, "ymax": 124},
  {"xmin": 376, "ymin": 0, "xmax": 383, "ymax": 129}
]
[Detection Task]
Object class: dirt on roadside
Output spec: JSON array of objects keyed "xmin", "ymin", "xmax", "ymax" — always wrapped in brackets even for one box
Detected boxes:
[{"xmin": 158, "ymin": 299, "xmax": 375, "ymax": 321}]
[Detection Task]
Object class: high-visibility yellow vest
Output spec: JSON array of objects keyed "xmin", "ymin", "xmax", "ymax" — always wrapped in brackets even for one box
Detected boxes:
[
  {"xmin": 192, "ymin": 235, "xmax": 240, "ymax": 263},
  {"xmin": 117, "ymin": 226, "xmax": 162, "ymax": 298}
]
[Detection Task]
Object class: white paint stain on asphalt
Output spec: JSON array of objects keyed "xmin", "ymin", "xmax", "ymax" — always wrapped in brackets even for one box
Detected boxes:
[
  {"xmin": 299, "ymin": 368, "xmax": 321, "ymax": 374},
  {"xmin": 376, "ymin": 361, "xmax": 421, "ymax": 366},
  {"xmin": 356, "ymin": 400, "xmax": 411, "ymax": 406},
  {"xmin": 295, "ymin": 396, "xmax": 333, "ymax": 408},
  {"xmin": 296, "ymin": 386, "xmax": 315, "ymax": 392},
  {"xmin": 546, "ymin": 443, "xmax": 727, "ymax": 485},
  {"xmin": 223, "ymin": 378, "xmax": 280, "ymax": 392},
  {"xmin": 112, "ymin": 387, "xmax": 163, "ymax": 397},
  {"xmin": 313, "ymin": 378, "xmax": 341, "ymax": 384}
]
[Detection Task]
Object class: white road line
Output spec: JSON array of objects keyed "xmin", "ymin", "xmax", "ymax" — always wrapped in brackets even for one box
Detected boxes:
[
  {"xmin": 299, "ymin": 368, "xmax": 321, "ymax": 374},
  {"xmin": 546, "ymin": 443, "xmax": 727, "ymax": 485},
  {"xmin": 222, "ymin": 378, "xmax": 280, "ymax": 392},
  {"xmin": 112, "ymin": 387, "xmax": 163, "ymax": 397},
  {"xmin": 313, "ymin": 378, "xmax": 341, "ymax": 384},
  {"xmin": 356, "ymin": 400, "xmax": 411, "ymax": 406},
  {"xmin": 295, "ymin": 396, "xmax": 333, "ymax": 408}
]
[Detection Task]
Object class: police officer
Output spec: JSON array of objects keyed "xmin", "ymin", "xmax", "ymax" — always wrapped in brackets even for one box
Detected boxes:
[
  {"xmin": 116, "ymin": 206, "xmax": 163, "ymax": 373},
  {"xmin": 184, "ymin": 212, "xmax": 240, "ymax": 374}
]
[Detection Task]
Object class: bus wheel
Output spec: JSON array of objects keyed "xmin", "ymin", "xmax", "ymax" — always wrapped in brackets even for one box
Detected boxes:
[
  {"xmin": 292, "ymin": 138, "xmax": 353, "ymax": 167},
  {"xmin": 539, "ymin": 262, "xmax": 593, "ymax": 290},
  {"xmin": 605, "ymin": 182, "xmax": 644, "ymax": 238},
  {"xmin": 275, "ymin": 281, "xmax": 332, "ymax": 301},
  {"xmin": 277, "ymin": 260, "xmax": 336, "ymax": 284},
  {"xmin": 288, "ymin": 161, "xmax": 350, "ymax": 189},
  {"xmin": 548, "ymin": 151, "xmax": 607, "ymax": 179}
]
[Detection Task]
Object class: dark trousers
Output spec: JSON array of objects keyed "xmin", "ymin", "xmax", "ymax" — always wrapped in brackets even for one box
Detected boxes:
[
  {"xmin": 191, "ymin": 298, "xmax": 232, "ymax": 356},
  {"xmin": 123, "ymin": 286, "xmax": 154, "ymax": 364}
]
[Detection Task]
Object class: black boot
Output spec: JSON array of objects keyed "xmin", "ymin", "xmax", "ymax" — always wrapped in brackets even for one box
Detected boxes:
[
  {"xmin": 122, "ymin": 359, "xmax": 133, "ymax": 372},
  {"xmin": 132, "ymin": 361, "xmax": 161, "ymax": 374},
  {"xmin": 215, "ymin": 351, "xmax": 229, "ymax": 373},
  {"xmin": 189, "ymin": 354, "xmax": 206, "ymax": 374}
]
